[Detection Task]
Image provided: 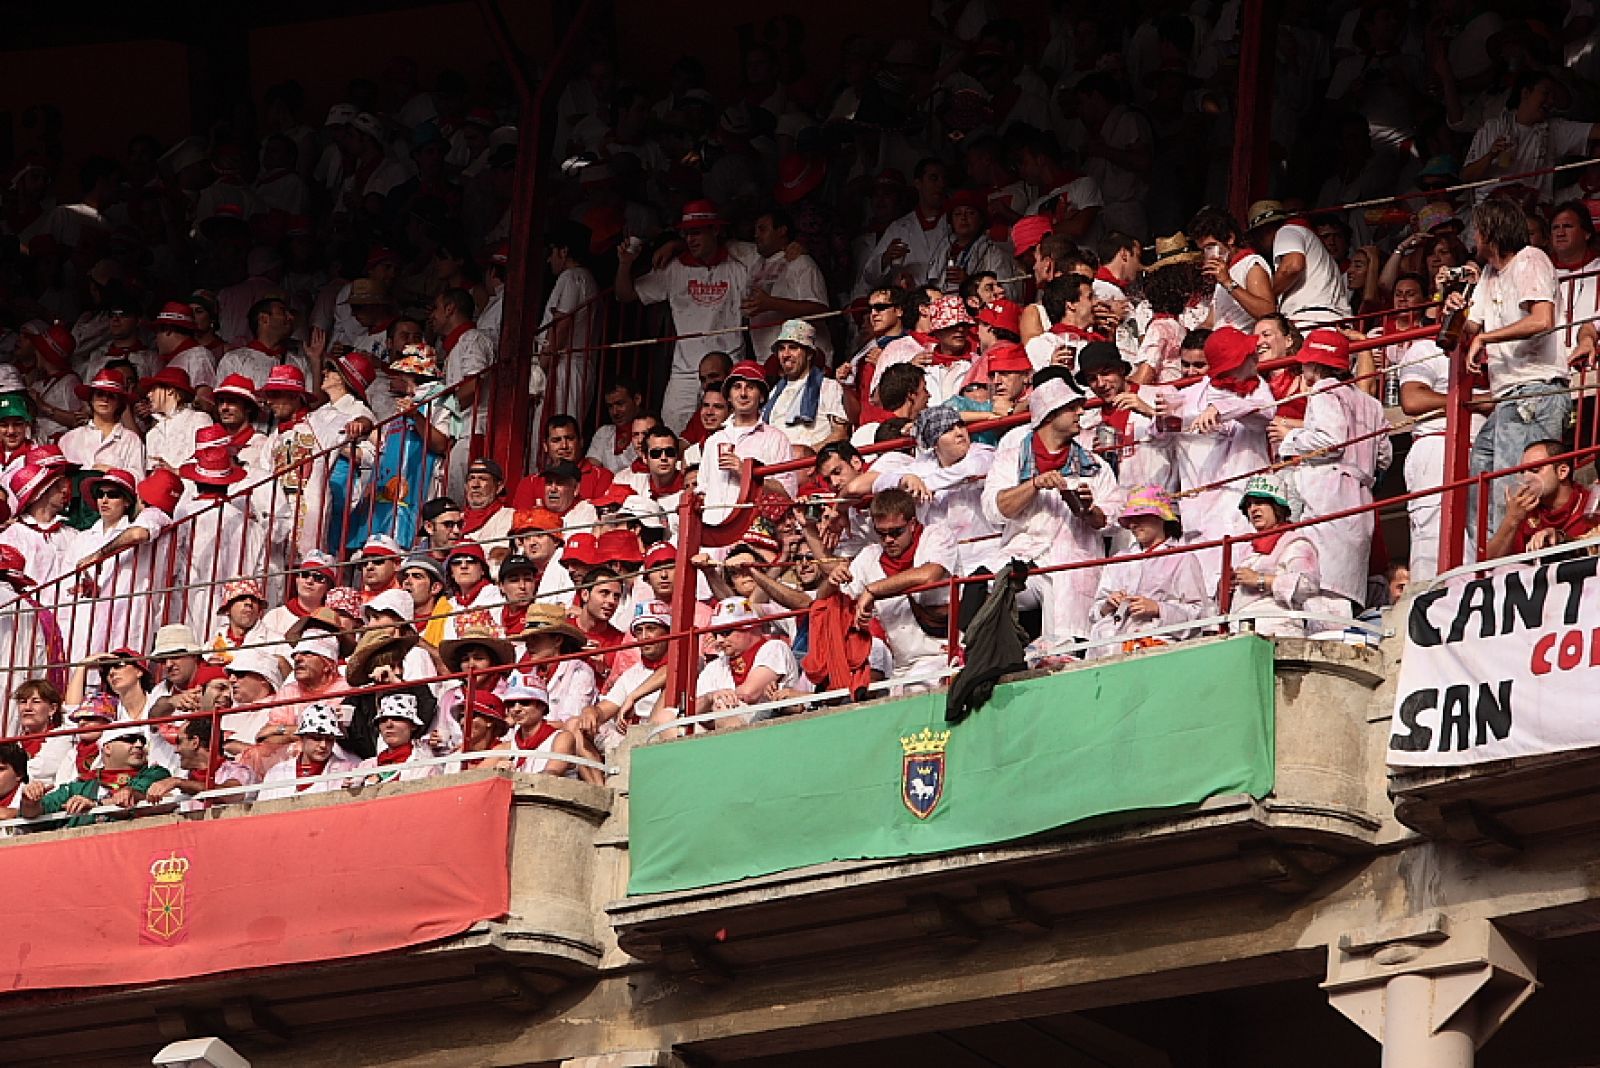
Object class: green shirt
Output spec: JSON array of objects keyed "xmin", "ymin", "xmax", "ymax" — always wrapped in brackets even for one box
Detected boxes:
[{"xmin": 36, "ymin": 766, "xmax": 173, "ymax": 828}]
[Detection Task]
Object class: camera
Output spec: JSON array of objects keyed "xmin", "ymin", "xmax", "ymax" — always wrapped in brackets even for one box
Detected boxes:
[
  {"xmin": 802, "ymin": 497, "xmax": 827, "ymax": 523},
  {"xmin": 1440, "ymin": 266, "xmax": 1472, "ymax": 290}
]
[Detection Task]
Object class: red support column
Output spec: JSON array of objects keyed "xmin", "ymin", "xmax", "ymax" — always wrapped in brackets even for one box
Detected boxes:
[
  {"xmin": 1439, "ymin": 340, "xmax": 1475, "ymax": 573},
  {"xmin": 664, "ymin": 490, "xmax": 703, "ymax": 718},
  {"xmin": 1228, "ymin": 0, "xmax": 1279, "ymax": 222}
]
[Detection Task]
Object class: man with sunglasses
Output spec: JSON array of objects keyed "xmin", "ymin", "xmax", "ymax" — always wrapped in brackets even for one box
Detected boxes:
[
  {"xmin": 816, "ymin": 487, "xmax": 954, "ymax": 688},
  {"xmin": 258, "ymin": 549, "xmax": 337, "ymax": 648},
  {"xmin": 618, "ymin": 426, "xmax": 688, "ymax": 514},
  {"xmin": 19, "ymin": 725, "xmax": 171, "ymax": 828},
  {"xmin": 354, "ymin": 534, "xmax": 404, "ymax": 602}
]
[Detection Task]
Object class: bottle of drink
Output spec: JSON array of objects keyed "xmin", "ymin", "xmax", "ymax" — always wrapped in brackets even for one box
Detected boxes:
[
  {"xmin": 1384, "ymin": 362, "xmax": 1401, "ymax": 408},
  {"xmin": 1436, "ymin": 283, "xmax": 1474, "ymax": 351}
]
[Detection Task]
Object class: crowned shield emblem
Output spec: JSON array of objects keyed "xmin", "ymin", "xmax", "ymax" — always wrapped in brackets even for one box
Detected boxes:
[{"xmin": 900, "ymin": 728, "xmax": 950, "ymax": 819}]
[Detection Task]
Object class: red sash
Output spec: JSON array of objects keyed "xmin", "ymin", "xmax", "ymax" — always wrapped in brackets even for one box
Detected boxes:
[
  {"xmin": 878, "ymin": 527, "xmax": 922, "ymax": 577},
  {"xmin": 375, "ymin": 742, "xmax": 414, "ymax": 766}
]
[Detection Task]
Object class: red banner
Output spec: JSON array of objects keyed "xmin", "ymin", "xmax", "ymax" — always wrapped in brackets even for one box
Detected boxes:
[{"xmin": 0, "ymin": 777, "xmax": 512, "ymax": 993}]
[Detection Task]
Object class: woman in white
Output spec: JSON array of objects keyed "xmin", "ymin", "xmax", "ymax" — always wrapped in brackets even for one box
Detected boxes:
[
  {"xmin": 534, "ymin": 222, "xmax": 599, "ymax": 431},
  {"xmin": 256, "ymin": 702, "xmax": 360, "ymax": 800},
  {"xmin": 57, "ymin": 371, "xmax": 145, "ymax": 476},
  {"xmin": 504, "ymin": 673, "xmax": 580, "ymax": 777},
  {"xmin": 1089, "ymin": 486, "xmax": 1213, "ymax": 654},
  {"xmin": 1228, "ymin": 476, "xmax": 1323, "ymax": 637},
  {"xmin": 1191, "ymin": 208, "xmax": 1275, "ymax": 332},
  {"xmin": 60, "ymin": 469, "xmax": 145, "ymax": 661},
  {"xmin": 354, "ymin": 692, "xmax": 441, "ymax": 784}
]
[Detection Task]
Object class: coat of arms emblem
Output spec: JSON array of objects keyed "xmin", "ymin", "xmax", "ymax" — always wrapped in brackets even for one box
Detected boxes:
[
  {"xmin": 143, "ymin": 851, "xmax": 191, "ymax": 945},
  {"xmin": 900, "ymin": 727, "xmax": 950, "ymax": 819}
]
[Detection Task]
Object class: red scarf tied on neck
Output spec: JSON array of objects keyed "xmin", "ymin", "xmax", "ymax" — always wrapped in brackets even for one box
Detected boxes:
[
  {"xmin": 1252, "ymin": 528, "xmax": 1287, "ymax": 555},
  {"xmin": 375, "ymin": 742, "xmax": 414, "ymax": 766},
  {"xmin": 517, "ymin": 720, "xmax": 559, "ymax": 750},
  {"xmin": 727, "ymin": 636, "xmax": 770, "ymax": 686},
  {"xmin": 878, "ymin": 524, "xmax": 923, "ymax": 577},
  {"xmin": 74, "ymin": 739, "xmax": 99, "ymax": 779},
  {"xmin": 296, "ymin": 755, "xmax": 328, "ymax": 791},
  {"xmin": 461, "ymin": 498, "xmax": 502, "ymax": 535}
]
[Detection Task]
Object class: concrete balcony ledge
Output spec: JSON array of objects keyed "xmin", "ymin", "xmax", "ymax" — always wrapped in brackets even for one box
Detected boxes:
[
  {"xmin": 609, "ymin": 636, "xmax": 1395, "ymax": 981},
  {"xmin": 0, "ymin": 770, "xmax": 615, "ymax": 1066}
]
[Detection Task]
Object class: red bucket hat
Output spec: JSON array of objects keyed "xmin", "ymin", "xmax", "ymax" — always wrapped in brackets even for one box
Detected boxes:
[
  {"xmin": 986, "ymin": 342, "xmax": 1032, "ymax": 374},
  {"xmin": 260, "ymin": 364, "xmax": 311, "ymax": 399},
  {"xmin": 151, "ymin": 300, "xmax": 198, "ymax": 333},
  {"xmin": 724, "ymin": 360, "xmax": 772, "ymax": 396},
  {"xmin": 561, "ymin": 532, "xmax": 601, "ymax": 567},
  {"xmin": 774, "ymin": 154, "xmax": 825, "ymax": 205},
  {"xmin": 1203, "ymin": 327, "xmax": 1258, "ymax": 379},
  {"xmin": 75, "ymin": 369, "xmax": 134, "ymax": 403},
  {"xmin": 136, "ymin": 366, "xmax": 197, "ymax": 399},
  {"xmin": 677, "ymin": 199, "xmax": 725, "ymax": 231},
  {"xmin": 333, "ymin": 351, "xmax": 377, "ymax": 400},
  {"xmin": 138, "ymin": 469, "xmax": 183, "ymax": 514},
  {"xmin": 1010, "ymin": 214, "xmax": 1053, "ymax": 256},
  {"xmin": 927, "ymin": 294, "xmax": 975, "ymax": 332},
  {"xmin": 976, "ymin": 298, "xmax": 1022, "ymax": 335},
  {"xmin": 179, "ymin": 446, "xmax": 247, "ymax": 485},
  {"xmin": 21, "ymin": 321, "xmax": 75, "ymax": 368},
  {"xmin": 81, "ymin": 468, "xmax": 138, "ymax": 507},
  {"xmin": 596, "ymin": 529, "xmax": 643, "ymax": 566}
]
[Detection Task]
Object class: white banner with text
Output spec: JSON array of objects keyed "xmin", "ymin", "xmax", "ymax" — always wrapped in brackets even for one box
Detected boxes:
[{"xmin": 1389, "ymin": 553, "xmax": 1600, "ymax": 767}]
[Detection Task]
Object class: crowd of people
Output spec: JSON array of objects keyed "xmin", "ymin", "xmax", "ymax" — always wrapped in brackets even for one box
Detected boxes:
[{"xmin": 2, "ymin": 1, "xmax": 1600, "ymax": 824}]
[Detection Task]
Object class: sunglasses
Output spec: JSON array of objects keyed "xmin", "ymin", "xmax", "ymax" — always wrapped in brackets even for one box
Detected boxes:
[
  {"xmin": 868, "ymin": 302, "xmax": 896, "ymax": 312},
  {"xmin": 647, "ymin": 446, "xmax": 679, "ymax": 459},
  {"xmin": 93, "ymin": 486, "xmax": 128, "ymax": 499},
  {"xmin": 433, "ymin": 518, "xmax": 464, "ymax": 528},
  {"xmin": 108, "ymin": 735, "xmax": 147, "ymax": 746},
  {"xmin": 874, "ymin": 524, "xmax": 911, "ymax": 539},
  {"xmin": 300, "ymin": 572, "xmax": 333, "ymax": 584},
  {"xmin": 793, "ymin": 553, "xmax": 817, "ymax": 562}
]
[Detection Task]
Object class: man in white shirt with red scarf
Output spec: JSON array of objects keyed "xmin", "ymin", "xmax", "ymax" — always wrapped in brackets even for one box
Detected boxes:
[{"xmin": 431, "ymin": 287, "xmax": 495, "ymax": 494}]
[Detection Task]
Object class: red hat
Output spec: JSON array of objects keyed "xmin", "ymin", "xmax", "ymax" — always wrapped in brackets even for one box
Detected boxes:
[
  {"xmin": 212, "ymin": 373, "xmax": 260, "ymax": 409},
  {"xmin": 724, "ymin": 360, "xmax": 771, "ymax": 394},
  {"xmin": 592, "ymin": 482, "xmax": 632, "ymax": 509},
  {"xmin": 21, "ymin": 321, "xmax": 74, "ymax": 368},
  {"xmin": 180, "ymin": 446, "xmax": 247, "ymax": 485},
  {"xmin": 874, "ymin": 168, "xmax": 907, "ymax": 188},
  {"xmin": 25, "ymin": 444, "xmax": 74, "ymax": 471},
  {"xmin": 445, "ymin": 541, "xmax": 489, "ymax": 567},
  {"xmin": 81, "ymin": 468, "xmax": 138, "ymax": 507},
  {"xmin": 986, "ymin": 342, "xmax": 1032, "ymax": 374},
  {"xmin": 1299, "ymin": 328, "xmax": 1351, "ymax": 372},
  {"xmin": 1010, "ymin": 214, "xmax": 1053, "ymax": 256},
  {"xmin": 365, "ymin": 245, "xmax": 400, "ymax": 271},
  {"xmin": 0, "ymin": 544, "xmax": 30, "ymax": 584},
  {"xmin": 137, "ymin": 366, "xmax": 197, "ymax": 399},
  {"xmin": 260, "ymin": 364, "xmax": 311, "ymax": 399},
  {"xmin": 195, "ymin": 425, "xmax": 234, "ymax": 453},
  {"xmin": 487, "ymin": 242, "xmax": 510, "ymax": 266},
  {"xmin": 677, "ymin": 199, "xmax": 725, "ymax": 231},
  {"xmin": 596, "ymin": 529, "xmax": 643, "ymax": 566},
  {"xmin": 9, "ymin": 463, "xmax": 67, "ymax": 512},
  {"xmin": 138, "ymin": 469, "xmax": 183, "ymax": 514},
  {"xmin": 976, "ymin": 298, "xmax": 1022, "ymax": 335},
  {"xmin": 333, "ymin": 351, "xmax": 377, "ymax": 400},
  {"xmin": 192, "ymin": 662, "xmax": 228, "ymax": 689},
  {"xmin": 927, "ymin": 294, "xmax": 975, "ymax": 332},
  {"xmin": 465, "ymin": 690, "xmax": 509, "ymax": 724},
  {"xmin": 644, "ymin": 542, "xmax": 676, "ymax": 568},
  {"xmin": 562, "ymin": 532, "xmax": 601, "ymax": 567},
  {"xmin": 945, "ymin": 188, "xmax": 988, "ymax": 217},
  {"xmin": 151, "ymin": 300, "xmax": 198, "ymax": 333},
  {"xmin": 1203, "ymin": 327, "xmax": 1257, "ymax": 380},
  {"xmin": 774, "ymin": 154, "xmax": 826, "ymax": 205},
  {"xmin": 75, "ymin": 369, "xmax": 134, "ymax": 403}
]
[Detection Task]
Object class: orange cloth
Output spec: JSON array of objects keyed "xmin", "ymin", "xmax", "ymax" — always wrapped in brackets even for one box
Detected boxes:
[{"xmin": 802, "ymin": 592, "xmax": 874, "ymax": 700}]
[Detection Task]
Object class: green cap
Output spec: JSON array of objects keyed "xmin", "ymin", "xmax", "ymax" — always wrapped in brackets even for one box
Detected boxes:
[
  {"xmin": 1238, "ymin": 474, "xmax": 1290, "ymax": 514},
  {"xmin": 0, "ymin": 393, "xmax": 33, "ymax": 423}
]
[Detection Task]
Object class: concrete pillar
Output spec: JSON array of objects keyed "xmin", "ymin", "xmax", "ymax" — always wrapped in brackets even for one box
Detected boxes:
[{"xmin": 1324, "ymin": 913, "xmax": 1537, "ymax": 1066}]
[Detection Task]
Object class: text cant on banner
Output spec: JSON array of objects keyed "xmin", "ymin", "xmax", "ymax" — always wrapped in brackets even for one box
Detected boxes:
[
  {"xmin": 0, "ymin": 777, "xmax": 512, "ymax": 994},
  {"xmin": 1389, "ymin": 555, "xmax": 1600, "ymax": 767}
]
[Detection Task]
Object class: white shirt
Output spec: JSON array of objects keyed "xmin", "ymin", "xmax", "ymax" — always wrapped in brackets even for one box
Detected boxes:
[
  {"xmin": 1555, "ymin": 253, "xmax": 1600, "ymax": 358},
  {"xmin": 1469, "ymin": 245, "xmax": 1564, "ymax": 395},
  {"xmin": 698, "ymin": 419, "xmax": 796, "ymax": 526},
  {"xmin": 695, "ymin": 639, "xmax": 809, "ymax": 704},
  {"xmin": 763, "ymin": 370, "xmax": 850, "ymax": 450},
  {"xmin": 1467, "ymin": 110, "xmax": 1595, "ymax": 202},
  {"xmin": 1272, "ymin": 222, "xmax": 1351, "ymax": 324},
  {"xmin": 164, "ymin": 343, "xmax": 219, "ymax": 391},
  {"xmin": 862, "ymin": 211, "xmax": 954, "ymax": 291},
  {"xmin": 633, "ymin": 243, "xmax": 760, "ymax": 371},
  {"xmin": 1211, "ymin": 252, "xmax": 1271, "ymax": 331},
  {"xmin": 842, "ymin": 529, "xmax": 956, "ymax": 673},
  {"xmin": 58, "ymin": 422, "xmax": 146, "ymax": 477},
  {"xmin": 144, "ymin": 407, "xmax": 215, "ymax": 472},
  {"xmin": 874, "ymin": 445, "xmax": 1000, "ymax": 575},
  {"xmin": 746, "ymin": 251, "xmax": 833, "ymax": 361},
  {"xmin": 585, "ymin": 424, "xmax": 636, "ymax": 473},
  {"xmin": 1088, "ymin": 542, "xmax": 1213, "ymax": 648}
]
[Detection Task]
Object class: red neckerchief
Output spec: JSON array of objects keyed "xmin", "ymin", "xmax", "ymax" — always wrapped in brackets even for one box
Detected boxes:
[
  {"xmin": 1553, "ymin": 254, "xmax": 1595, "ymax": 271},
  {"xmin": 161, "ymin": 339, "xmax": 202, "ymax": 368},
  {"xmin": 1101, "ymin": 405, "xmax": 1132, "ymax": 434},
  {"xmin": 202, "ymin": 335, "xmax": 226, "ymax": 355},
  {"xmin": 641, "ymin": 649, "xmax": 667, "ymax": 670},
  {"xmin": 106, "ymin": 341, "xmax": 145, "ymax": 359},
  {"xmin": 1525, "ymin": 485, "xmax": 1596, "ymax": 542},
  {"xmin": 879, "ymin": 525, "xmax": 923, "ymax": 577},
  {"xmin": 679, "ymin": 246, "xmax": 730, "ymax": 268},
  {"xmin": 461, "ymin": 499, "xmax": 503, "ymax": 534},
  {"xmin": 928, "ymin": 346, "xmax": 969, "ymax": 367},
  {"xmin": 20, "ymin": 735, "xmax": 43, "ymax": 758},
  {"xmin": 680, "ymin": 418, "xmax": 711, "ymax": 446},
  {"xmin": 74, "ymin": 739, "xmax": 99, "ymax": 778},
  {"xmin": 227, "ymin": 425, "xmax": 256, "ymax": 451},
  {"xmin": 1030, "ymin": 434, "xmax": 1074, "ymax": 474},
  {"xmin": 610, "ymin": 426, "xmax": 631, "ymax": 457},
  {"xmin": 1268, "ymin": 368, "xmax": 1307, "ymax": 419},
  {"xmin": 283, "ymin": 596, "xmax": 314, "ymax": 619},
  {"xmin": 629, "ymin": 457, "xmax": 648, "ymax": 474},
  {"xmin": 1050, "ymin": 322, "xmax": 1105, "ymax": 342},
  {"xmin": 913, "ymin": 206, "xmax": 943, "ymax": 232},
  {"xmin": 193, "ymin": 754, "xmax": 226, "ymax": 789},
  {"xmin": 516, "ymin": 720, "xmax": 559, "ymax": 750},
  {"xmin": 1209, "ymin": 374, "xmax": 1260, "ymax": 398},
  {"xmin": 225, "ymin": 625, "xmax": 248, "ymax": 645},
  {"xmin": 276, "ymin": 409, "xmax": 307, "ymax": 433},
  {"xmin": 651, "ymin": 469, "xmax": 686, "ymax": 497},
  {"xmin": 1252, "ymin": 529, "xmax": 1287, "ymax": 555},
  {"xmin": 442, "ymin": 322, "xmax": 473, "ymax": 354},
  {"xmin": 501, "ymin": 603, "xmax": 528, "ymax": 637},
  {"xmin": 247, "ymin": 339, "xmax": 287, "ymax": 359},
  {"xmin": 296, "ymin": 755, "xmax": 328, "ymax": 789},
  {"xmin": 1093, "ymin": 267, "xmax": 1125, "ymax": 291},
  {"xmin": 94, "ymin": 766, "xmax": 136, "ymax": 790},
  {"xmin": 375, "ymin": 742, "xmax": 414, "ymax": 766},
  {"xmin": 728, "ymin": 636, "xmax": 770, "ymax": 685},
  {"xmin": 455, "ymin": 578, "xmax": 490, "ymax": 606}
]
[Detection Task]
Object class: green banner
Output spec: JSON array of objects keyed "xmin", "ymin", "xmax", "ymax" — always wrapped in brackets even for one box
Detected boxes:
[{"xmin": 628, "ymin": 636, "xmax": 1276, "ymax": 896}]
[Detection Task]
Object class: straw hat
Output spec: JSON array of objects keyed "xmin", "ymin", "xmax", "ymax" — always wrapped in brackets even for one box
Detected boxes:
[
  {"xmin": 1145, "ymin": 232, "xmax": 1202, "ymax": 271},
  {"xmin": 512, "ymin": 603, "xmax": 588, "ymax": 652}
]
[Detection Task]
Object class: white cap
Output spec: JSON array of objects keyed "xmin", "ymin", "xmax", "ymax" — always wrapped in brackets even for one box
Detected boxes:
[
  {"xmin": 711, "ymin": 596, "xmax": 759, "ymax": 626},
  {"xmin": 290, "ymin": 634, "xmax": 341, "ymax": 663},
  {"xmin": 501, "ymin": 670, "xmax": 550, "ymax": 706},
  {"xmin": 363, "ymin": 588, "xmax": 414, "ymax": 622},
  {"xmin": 376, "ymin": 691, "xmax": 425, "ymax": 727},
  {"xmin": 225, "ymin": 648, "xmax": 286, "ymax": 690},
  {"xmin": 620, "ymin": 495, "xmax": 667, "ymax": 530}
]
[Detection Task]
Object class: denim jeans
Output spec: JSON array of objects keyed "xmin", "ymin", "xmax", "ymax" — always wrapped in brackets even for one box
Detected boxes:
[{"xmin": 1470, "ymin": 381, "xmax": 1572, "ymax": 535}]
